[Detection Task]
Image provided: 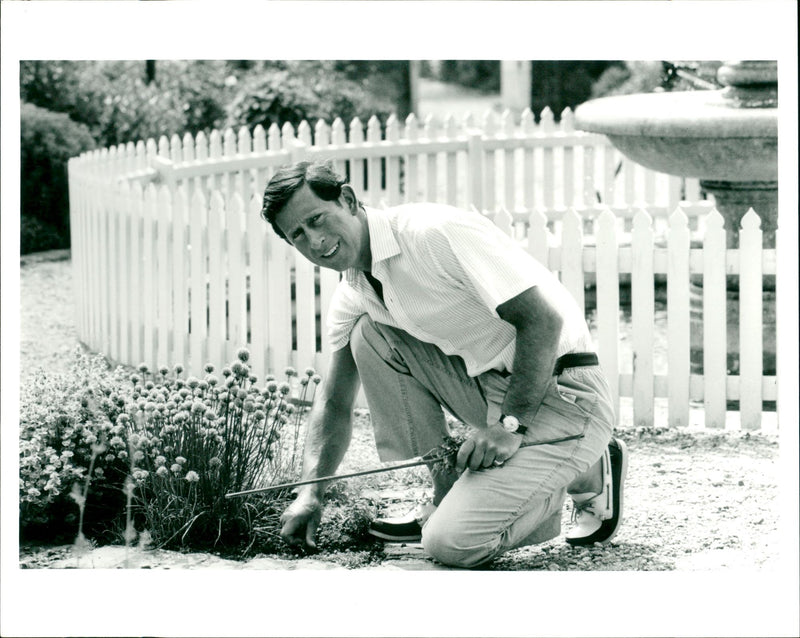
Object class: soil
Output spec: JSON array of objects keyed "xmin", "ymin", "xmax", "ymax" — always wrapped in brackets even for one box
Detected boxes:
[{"xmin": 17, "ymin": 251, "xmax": 785, "ymax": 572}]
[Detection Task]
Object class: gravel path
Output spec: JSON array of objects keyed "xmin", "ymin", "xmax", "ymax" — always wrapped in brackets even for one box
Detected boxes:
[{"xmin": 18, "ymin": 252, "xmax": 784, "ymax": 572}]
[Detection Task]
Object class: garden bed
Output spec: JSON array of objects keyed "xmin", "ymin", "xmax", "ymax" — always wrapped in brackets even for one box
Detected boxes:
[{"xmin": 18, "ymin": 251, "xmax": 783, "ymax": 571}]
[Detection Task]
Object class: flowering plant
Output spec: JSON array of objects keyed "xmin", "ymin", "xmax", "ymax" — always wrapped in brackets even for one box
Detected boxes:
[
  {"xmin": 122, "ymin": 348, "xmax": 319, "ymax": 550},
  {"xmin": 19, "ymin": 350, "xmax": 130, "ymax": 541}
]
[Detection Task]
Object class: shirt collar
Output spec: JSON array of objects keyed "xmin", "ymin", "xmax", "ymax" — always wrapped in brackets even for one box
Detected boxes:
[{"xmin": 344, "ymin": 207, "xmax": 401, "ymax": 284}]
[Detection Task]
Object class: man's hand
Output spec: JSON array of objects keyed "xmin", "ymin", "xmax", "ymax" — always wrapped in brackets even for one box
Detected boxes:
[
  {"xmin": 279, "ymin": 492, "xmax": 323, "ymax": 549},
  {"xmin": 456, "ymin": 424, "xmax": 523, "ymax": 473}
]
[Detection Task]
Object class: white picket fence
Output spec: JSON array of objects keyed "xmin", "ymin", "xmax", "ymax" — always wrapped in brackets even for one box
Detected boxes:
[{"xmin": 68, "ymin": 109, "xmax": 777, "ymax": 430}]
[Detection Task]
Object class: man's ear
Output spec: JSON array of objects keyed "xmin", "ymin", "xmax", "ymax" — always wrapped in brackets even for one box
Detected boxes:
[{"xmin": 340, "ymin": 185, "xmax": 358, "ymax": 213}]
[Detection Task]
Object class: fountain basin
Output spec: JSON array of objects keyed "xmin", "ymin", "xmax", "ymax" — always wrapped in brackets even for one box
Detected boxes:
[{"xmin": 575, "ymin": 91, "xmax": 777, "ymax": 181}]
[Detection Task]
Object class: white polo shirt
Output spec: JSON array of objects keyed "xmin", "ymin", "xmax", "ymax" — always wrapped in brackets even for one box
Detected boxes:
[{"xmin": 327, "ymin": 204, "xmax": 594, "ymax": 377}]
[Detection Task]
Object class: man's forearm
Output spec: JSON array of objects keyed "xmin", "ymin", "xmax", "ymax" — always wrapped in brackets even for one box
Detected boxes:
[
  {"xmin": 502, "ymin": 323, "xmax": 559, "ymax": 426},
  {"xmin": 297, "ymin": 400, "xmax": 353, "ymax": 499},
  {"xmin": 496, "ymin": 286, "xmax": 564, "ymax": 429}
]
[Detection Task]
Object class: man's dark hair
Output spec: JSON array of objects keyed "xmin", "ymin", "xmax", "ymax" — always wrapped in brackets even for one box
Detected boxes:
[{"xmin": 261, "ymin": 160, "xmax": 348, "ymax": 241}]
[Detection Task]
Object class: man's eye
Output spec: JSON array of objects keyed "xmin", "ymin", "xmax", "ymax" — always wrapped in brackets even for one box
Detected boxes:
[
  {"xmin": 310, "ymin": 214, "xmax": 322, "ymax": 225},
  {"xmin": 291, "ymin": 229, "xmax": 304, "ymax": 241}
]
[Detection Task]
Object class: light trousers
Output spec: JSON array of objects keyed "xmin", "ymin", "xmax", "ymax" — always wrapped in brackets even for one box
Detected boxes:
[{"xmin": 349, "ymin": 315, "xmax": 615, "ymax": 568}]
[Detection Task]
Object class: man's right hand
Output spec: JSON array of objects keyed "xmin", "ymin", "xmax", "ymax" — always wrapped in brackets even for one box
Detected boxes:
[{"xmin": 279, "ymin": 492, "xmax": 323, "ymax": 549}]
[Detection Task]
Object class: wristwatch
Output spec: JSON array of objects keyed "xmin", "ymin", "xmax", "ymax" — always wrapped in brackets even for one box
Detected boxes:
[{"xmin": 500, "ymin": 414, "xmax": 528, "ymax": 436}]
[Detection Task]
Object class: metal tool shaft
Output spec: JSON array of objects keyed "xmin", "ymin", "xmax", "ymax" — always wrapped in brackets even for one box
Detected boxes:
[{"xmin": 224, "ymin": 433, "xmax": 584, "ymax": 499}]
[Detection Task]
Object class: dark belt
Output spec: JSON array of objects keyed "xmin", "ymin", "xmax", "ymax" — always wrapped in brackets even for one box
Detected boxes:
[
  {"xmin": 553, "ymin": 352, "xmax": 599, "ymax": 376},
  {"xmin": 498, "ymin": 352, "xmax": 598, "ymax": 377}
]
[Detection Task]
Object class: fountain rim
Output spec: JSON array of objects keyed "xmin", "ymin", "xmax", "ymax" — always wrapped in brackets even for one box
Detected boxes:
[{"xmin": 574, "ymin": 90, "xmax": 777, "ymax": 139}]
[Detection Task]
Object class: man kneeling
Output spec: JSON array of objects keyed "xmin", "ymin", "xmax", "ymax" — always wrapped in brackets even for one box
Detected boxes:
[{"xmin": 262, "ymin": 160, "xmax": 628, "ymax": 568}]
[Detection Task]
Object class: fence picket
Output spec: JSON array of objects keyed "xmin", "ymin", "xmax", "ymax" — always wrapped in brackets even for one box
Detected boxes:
[
  {"xmin": 228, "ymin": 193, "xmax": 248, "ymax": 360},
  {"xmin": 156, "ymin": 186, "xmax": 173, "ymax": 368},
  {"xmin": 238, "ymin": 126, "xmax": 253, "ymax": 204},
  {"xmin": 297, "ymin": 120, "xmax": 312, "ymax": 147},
  {"xmin": 129, "ymin": 183, "xmax": 143, "ymax": 364},
  {"xmin": 404, "ymin": 114, "xmax": 420, "ymax": 204},
  {"xmin": 560, "ymin": 209, "xmax": 584, "ymax": 310},
  {"xmin": 295, "ymin": 253, "xmax": 316, "ymax": 372},
  {"xmin": 182, "ymin": 132, "xmax": 195, "ymax": 163},
  {"xmin": 492, "ymin": 208, "xmax": 514, "ymax": 237},
  {"xmin": 446, "ymin": 115, "xmax": 459, "ymax": 207},
  {"xmin": 266, "ymin": 229, "xmax": 292, "ymax": 372},
  {"xmin": 501, "ymin": 111, "xmax": 515, "ymax": 211},
  {"xmin": 582, "ymin": 145, "xmax": 596, "ymax": 208},
  {"xmin": 170, "ymin": 134, "xmax": 182, "ymax": 164},
  {"xmin": 521, "ymin": 109, "xmax": 535, "ymax": 211},
  {"xmin": 349, "ymin": 118, "xmax": 365, "ymax": 198},
  {"xmin": 366, "ymin": 116, "xmax": 382, "ymax": 205},
  {"xmin": 189, "ymin": 188, "xmax": 208, "ymax": 375},
  {"xmin": 386, "ymin": 115, "xmax": 402, "ymax": 206},
  {"xmin": 116, "ymin": 181, "xmax": 131, "ymax": 365},
  {"xmin": 595, "ymin": 208, "xmax": 620, "ymax": 409},
  {"xmin": 631, "ymin": 209, "xmax": 655, "ymax": 426},
  {"xmin": 482, "ymin": 112, "xmax": 496, "ymax": 212},
  {"xmin": 107, "ymin": 182, "xmax": 121, "ymax": 362},
  {"xmin": 172, "ymin": 186, "xmax": 189, "ymax": 368},
  {"xmin": 703, "ymin": 209, "xmax": 727, "ymax": 427},
  {"xmin": 602, "ymin": 144, "xmax": 617, "ymax": 205},
  {"xmin": 331, "ymin": 118, "xmax": 347, "ymax": 179},
  {"xmin": 207, "ymin": 190, "xmax": 226, "ymax": 372},
  {"xmin": 142, "ymin": 184, "xmax": 158, "ymax": 369},
  {"xmin": 739, "ymin": 209, "xmax": 763, "ymax": 428},
  {"xmin": 527, "ymin": 209, "xmax": 550, "ymax": 267},
  {"xmin": 247, "ymin": 194, "xmax": 268, "ymax": 380},
  {"xmin": 667, "ymin": 207, "xmax": 691, "ymax": 427},
  {"xmin": 424, "ymin": 115, "xmax": 439, "ymax": 203},
  {"xmin": 541, "ymin": 108, "xmax": 555, "ymax": 210},
  {"xmin": 623, "ymin": 158, "xmax": 636, "ymax": 204},
  {"xmin": 562, "ymin": 109, "xmax": 575, "ymax": 209}
]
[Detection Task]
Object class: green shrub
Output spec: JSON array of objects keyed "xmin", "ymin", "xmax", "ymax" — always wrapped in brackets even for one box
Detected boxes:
[
  {"xmin": 21, "ymin": 60, "xmax": 234, "ymax": 148},
  {"xmin": 20, "ymin": 103, "xmax": 96, "ymax": 254},
  {"xmin": 226, "ymin": 61, "xmax": 396, "ymax": 134}
]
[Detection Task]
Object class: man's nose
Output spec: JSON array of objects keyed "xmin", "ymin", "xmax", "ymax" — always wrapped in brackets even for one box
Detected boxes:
[{"xmin": 306, "ymin": 228, "xmax": 326, "ymax": 250}]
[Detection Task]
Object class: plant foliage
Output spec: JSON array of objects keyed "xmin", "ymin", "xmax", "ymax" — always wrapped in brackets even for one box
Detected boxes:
[
  {"xmin": 19, "ymin": 347, "xmax": 322, "ymax": 555},
  {"xmin": 20, "ymin": 103, "xmax": 96, "ymax": 254}
]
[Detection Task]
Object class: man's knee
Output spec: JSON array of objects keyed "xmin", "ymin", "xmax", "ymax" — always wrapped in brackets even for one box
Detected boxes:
[{"xmin": 421, "ymin": 518, "xmax": 500, "ymax": 569}]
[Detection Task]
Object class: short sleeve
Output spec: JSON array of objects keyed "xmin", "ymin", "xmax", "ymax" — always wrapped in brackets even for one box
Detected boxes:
[
  {"xmin": 326, "ymin": 281, "xmax": 367, "ymax": 351},
  {"xmin": 429, "ymin": 212, "xmax": 551, "ymax": 314}
]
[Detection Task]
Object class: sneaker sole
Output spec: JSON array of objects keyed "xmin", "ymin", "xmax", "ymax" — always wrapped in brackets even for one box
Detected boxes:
[
  {"xmin": 367, "ymin": 530, "xmax": 422, "ymax": 542},
  {"xmin": 566, "ymin": 437, "xmax": 628, "ymax": 546}
]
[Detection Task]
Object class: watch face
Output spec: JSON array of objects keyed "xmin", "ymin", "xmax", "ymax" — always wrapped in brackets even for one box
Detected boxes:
[{"xmin": 502, "ymin": 415, "xmax": 520, "ymax": 433}]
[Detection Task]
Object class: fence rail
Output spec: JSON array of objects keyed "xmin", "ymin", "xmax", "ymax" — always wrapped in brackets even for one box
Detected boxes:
[{"xmin": 69, "ymin": 108, "xmax": 776, "ymax": 430}]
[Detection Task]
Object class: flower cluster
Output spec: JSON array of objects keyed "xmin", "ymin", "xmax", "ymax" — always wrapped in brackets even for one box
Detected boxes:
[
  {"xmin": 122, "ymin": 348, "xmax": 320, "ymax": 548},
  {"xmin": 19, "ymin": 346, "xmax": 320, "ymax": 552},
  {"xmin": 19, "ymin": 351, "xmax": 130, "ymax": 537}
]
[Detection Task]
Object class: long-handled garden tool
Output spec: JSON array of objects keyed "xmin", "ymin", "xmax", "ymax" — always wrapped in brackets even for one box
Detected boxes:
[{"xmin": 225, "ymin": 432, "xmax": 585, "ymax": 499}]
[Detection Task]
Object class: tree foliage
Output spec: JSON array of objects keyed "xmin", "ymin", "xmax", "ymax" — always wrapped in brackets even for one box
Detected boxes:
[{"xmin": 20, "ymin": 103, "xmax": 96, "ymax": 254}]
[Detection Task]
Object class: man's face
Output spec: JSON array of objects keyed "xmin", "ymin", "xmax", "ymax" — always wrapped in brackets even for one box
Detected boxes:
[{"xmin": 275, "ymin": 184, "xmax": 368, "ymax": 272}]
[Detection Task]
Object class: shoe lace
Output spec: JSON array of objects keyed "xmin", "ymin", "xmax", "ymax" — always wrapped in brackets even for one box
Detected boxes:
[{"xmin": 570, "ymin": 499, "xmax": 600, "ymax": 524}]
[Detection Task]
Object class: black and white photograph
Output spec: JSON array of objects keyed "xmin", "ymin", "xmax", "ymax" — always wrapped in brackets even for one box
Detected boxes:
[{"xmin": 2, "ymin": 2, "xmax": 798, "ymax": 637}]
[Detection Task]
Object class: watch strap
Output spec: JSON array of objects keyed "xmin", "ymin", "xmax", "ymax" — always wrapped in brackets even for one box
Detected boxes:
[{"xmin": 500, "ymin": 414, "xmax": 528, "ymax": 435}]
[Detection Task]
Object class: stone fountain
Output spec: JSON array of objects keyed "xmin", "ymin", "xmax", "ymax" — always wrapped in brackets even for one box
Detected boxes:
[{"xmin": 574, "ymin": 61, "xmax": 777, "ymax": 378}]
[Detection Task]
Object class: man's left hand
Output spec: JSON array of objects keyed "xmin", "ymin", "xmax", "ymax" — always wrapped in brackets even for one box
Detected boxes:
[{"xmin": 456, "ymin": 424, "xmax": 523, "ymax": 472}]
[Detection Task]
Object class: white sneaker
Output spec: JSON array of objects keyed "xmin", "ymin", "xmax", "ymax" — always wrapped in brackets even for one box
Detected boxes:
[{"xmin": 566, "ymin": 437, "xmax": 628, "ymax": 546}]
